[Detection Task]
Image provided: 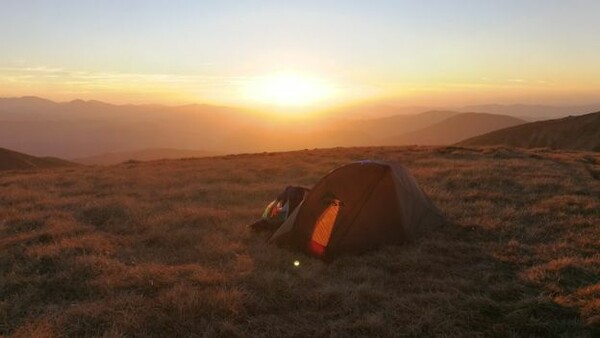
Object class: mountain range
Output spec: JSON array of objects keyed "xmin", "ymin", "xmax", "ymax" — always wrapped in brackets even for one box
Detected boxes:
[{"xmin": 2, "ymin": 96, "xmax": 595, "ymax": 162}]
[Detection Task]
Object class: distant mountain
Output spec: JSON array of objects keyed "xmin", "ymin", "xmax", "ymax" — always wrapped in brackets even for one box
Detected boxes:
[
  {"xmin": 0, "ymin": 147, "xmax": 76, "ymax": 171},
  {"xmin": 459, "ymin": 111, "xmax": 600, "ymax": 151},
  {"xmin": 0, "ymin": 97, "xmax": 463, "ymax": 157},
  {"xmin": 344, "ymin": 110, "xmax": 461, "ymax": 141},
  {"xmin": 329, "ymin": 101, "xmax": 600, "ymax": 121},
  {"xmin": 244, "ymin": 110, "xmax": 464, "ymax": 150},
  {"xmin": 0, "ymin": 97, "xmax": 261, "ymax": 158},
  {"xmin": 385, "ymin": 113, "xmax": 526, "ymax": 145},
  {"xmin": 327, "ymin": 103, "xmax": 442, "ymax": 119},
  {"xmin": 2, "ymin": 96, "xmax": 597, "ymax": 157},
  {"xmin": 460, "ymin": 104, "xmax": 600, "ymax": 121},
  {"xmin": 75, "ymin": 148, "xmax": 219, "ymax": 165}
]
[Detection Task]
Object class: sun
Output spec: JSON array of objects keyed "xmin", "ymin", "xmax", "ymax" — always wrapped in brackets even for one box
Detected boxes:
[{"xmin": 245, "ymin": 71, "xmax": 334, "ymax": 107}]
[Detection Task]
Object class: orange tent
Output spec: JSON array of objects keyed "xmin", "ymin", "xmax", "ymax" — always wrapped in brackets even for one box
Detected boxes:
[{"xmin": 269, "ymin": 161, "xmax": 444, "ymax": 260}]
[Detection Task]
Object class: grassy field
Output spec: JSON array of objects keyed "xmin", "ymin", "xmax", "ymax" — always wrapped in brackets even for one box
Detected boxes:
[{"xmin": 1, "ymin": 146, "xmax": 599, "ymax": 337}]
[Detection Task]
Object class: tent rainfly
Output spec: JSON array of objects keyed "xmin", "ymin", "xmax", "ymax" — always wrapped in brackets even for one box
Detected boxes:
[{"xmin": 269, "ymin": 161, "xmax": 444, "ymax": 260}]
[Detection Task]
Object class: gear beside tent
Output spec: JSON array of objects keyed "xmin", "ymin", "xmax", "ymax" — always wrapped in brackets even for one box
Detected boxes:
[
  {"xmin": 247, "ymin": 186, "xmax": 310, "ymax": 233},
  {"xmin": 253, "ymin": 161, "xmax": 445, "ymax": 260}
]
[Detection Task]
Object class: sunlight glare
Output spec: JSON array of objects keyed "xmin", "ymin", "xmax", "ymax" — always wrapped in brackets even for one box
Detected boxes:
[{"xmin": 245, "ymin": 72, "xmax": 334, "ymax": 107}]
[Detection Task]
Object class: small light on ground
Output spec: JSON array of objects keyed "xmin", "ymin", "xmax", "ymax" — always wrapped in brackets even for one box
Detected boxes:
[{"xmin": 293, "ymin": 260, "xmax": 300, "ymax": 267}]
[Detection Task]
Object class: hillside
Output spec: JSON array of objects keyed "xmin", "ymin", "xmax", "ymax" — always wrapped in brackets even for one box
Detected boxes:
[
  {"xmin": 460, "ymin": 111, "xmax": 600, "ymax": 151},
  {"xmin": 75, "ymin": 148, "xmax": 219, "ymax": 165},
  {"xmin": 386, "ymin": 113, "xmax": 525, "ymax": 145},
  {"xmin": 461, "ymin": 104, "xmax": 600, "ymax": 120},
  {"xmin": 0, "ymin": 147, "xmax": 76, "ymax": 171},
  {"xmin": 0, "ymin": 146, "xmax": 598, "ymax": 336}
]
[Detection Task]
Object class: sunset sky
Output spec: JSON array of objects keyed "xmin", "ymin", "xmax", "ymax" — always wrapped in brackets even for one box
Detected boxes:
[{"xmin": 1, "ymin": 0, "xmax": 600, "ymax": 110}]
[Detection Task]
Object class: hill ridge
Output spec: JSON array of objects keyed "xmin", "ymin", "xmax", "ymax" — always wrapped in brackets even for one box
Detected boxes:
[
  {"xmin": 385, "ymin": 112, "xmax": 525, "ymax": 145},
  {"xmin": 459, "ymin": 111, "xmax": 600, "ymax": 151},
  {"xmin": 0, "ymin": 147, "xmax": 76, "ymax": 171}
]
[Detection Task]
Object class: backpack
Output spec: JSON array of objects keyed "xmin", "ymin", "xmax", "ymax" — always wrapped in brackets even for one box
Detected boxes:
[{"xmin": 248, "ymin": 186, "xmax": 310, "ymax": 233}]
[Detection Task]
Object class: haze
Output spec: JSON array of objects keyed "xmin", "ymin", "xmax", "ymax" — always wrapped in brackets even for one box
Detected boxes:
[{"xmin": 2, "ymin": 0, "xmax": 600, "ymax": 110}]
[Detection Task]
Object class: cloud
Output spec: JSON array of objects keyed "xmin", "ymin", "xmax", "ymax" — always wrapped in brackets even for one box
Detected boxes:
[
  {"xmin": 0, "ymin": 65, "xmax": 239, "ymax": 86},
  {"xmin": 0, "ymin": 64, "xmax": 251, "ymax": 103}
]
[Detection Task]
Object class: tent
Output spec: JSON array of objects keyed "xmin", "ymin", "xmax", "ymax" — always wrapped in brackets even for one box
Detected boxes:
[{"xmin": 269, "ymin": 161, "xmax": 444, "ymax": 260}]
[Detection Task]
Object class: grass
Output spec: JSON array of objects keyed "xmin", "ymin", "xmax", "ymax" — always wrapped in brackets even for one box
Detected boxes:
[{"xmin": 0, "ymin": 146, "xmax": 599, "ymax": 337}]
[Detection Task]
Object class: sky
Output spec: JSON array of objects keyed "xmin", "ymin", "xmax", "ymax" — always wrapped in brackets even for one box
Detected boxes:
[{"xmin": 1, "ymin": 0, "xmax": 600, "ymax": 110}]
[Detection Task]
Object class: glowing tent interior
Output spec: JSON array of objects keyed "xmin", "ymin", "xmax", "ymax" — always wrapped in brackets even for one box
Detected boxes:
[{"xmin": 268, "ymin": 161, "xmax": 445, "ymax": 260}]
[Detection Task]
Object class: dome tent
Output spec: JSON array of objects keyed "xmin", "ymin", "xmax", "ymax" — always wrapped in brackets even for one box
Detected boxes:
[{"xmin": 269, "ymin": 161, "xmax": 444, "ymax": 260}]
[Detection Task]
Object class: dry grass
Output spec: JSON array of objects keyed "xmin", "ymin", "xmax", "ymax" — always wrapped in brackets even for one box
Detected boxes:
[{"xmin": 1, "ymin": 146, "xmax": 599, "ymax": 337}]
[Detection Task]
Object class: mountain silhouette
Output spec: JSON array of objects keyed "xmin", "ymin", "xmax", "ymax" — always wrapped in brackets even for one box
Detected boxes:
[
  {"xmin": 461, "ymin": 104, "xmax": 600, "ymax": 120},
  {"xmin": 385, "ymin": 113, "xmax": 525, "ymax": 145},
  {"xmin": 4, "ymin": 96, "xmax": 588, "ymax": 158},
  {"xmin": 459, "ymin": 111, "xmax": 600, "ymax": 151},
  {"xmin": 75, "ymin": 148, "xmax": 218, "ymax": 165},
  {"xmin": 0, "ymin": 147, "xmax": 76, "ymax": 171}
]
